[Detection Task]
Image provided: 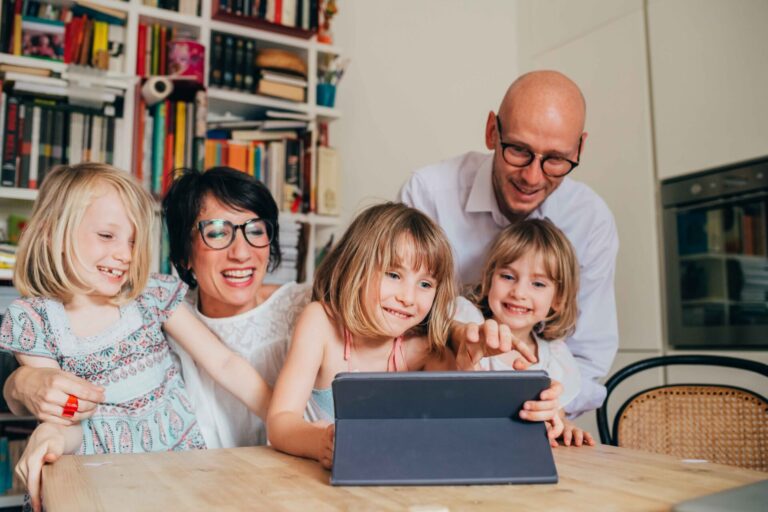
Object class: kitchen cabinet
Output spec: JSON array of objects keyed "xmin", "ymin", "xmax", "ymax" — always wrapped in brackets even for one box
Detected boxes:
[{"xmin": 648, "ymin": 0, "xmax": 768, "ymax": 179}]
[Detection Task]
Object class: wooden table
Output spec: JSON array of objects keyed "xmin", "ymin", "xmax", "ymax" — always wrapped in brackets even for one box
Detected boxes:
[{"xmin": 43, "ymin": 444, "xmax": 766, "ymax": 511}]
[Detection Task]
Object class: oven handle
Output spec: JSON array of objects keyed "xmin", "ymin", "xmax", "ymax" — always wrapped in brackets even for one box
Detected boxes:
[{"xmin": 670, "ymin": 190, "xmax": 768, "ymax": 212}]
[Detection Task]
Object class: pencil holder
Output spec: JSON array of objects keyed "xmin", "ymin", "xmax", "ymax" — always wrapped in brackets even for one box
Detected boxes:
[{"xmin": 317, "ymin": 83, "xmax": 336, "ymax": 107}]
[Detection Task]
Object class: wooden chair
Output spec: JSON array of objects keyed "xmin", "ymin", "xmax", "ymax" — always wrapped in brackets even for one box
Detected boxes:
[{"xmin": 596, "ymin": 355, "xmax": 768, "ymax": 471}]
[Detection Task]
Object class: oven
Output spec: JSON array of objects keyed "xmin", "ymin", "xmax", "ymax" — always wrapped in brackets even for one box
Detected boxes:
[{"xmin": 661, "ymin": 156, "xmax": 768, "ymax": 348}]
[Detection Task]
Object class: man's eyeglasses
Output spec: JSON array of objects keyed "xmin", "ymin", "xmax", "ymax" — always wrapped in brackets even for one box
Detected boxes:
[
  {"xmin": 197, "ymin": 218, "xmax": 273, "ymax": 250},
  {"xmin": 495, "ymin": 115, "xmax": 582, "ymax": 178}
]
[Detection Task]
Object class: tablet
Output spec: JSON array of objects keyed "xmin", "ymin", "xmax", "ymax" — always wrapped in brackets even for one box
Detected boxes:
[{"xmin": 331, "ymin": 370, "xmax": 557, "ymax": 486}]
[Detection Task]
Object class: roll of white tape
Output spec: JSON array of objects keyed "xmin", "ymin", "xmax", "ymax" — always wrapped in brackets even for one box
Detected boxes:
[{"xmin": 141, "ymin": 76, "xmax": 173, "ymax": 106}]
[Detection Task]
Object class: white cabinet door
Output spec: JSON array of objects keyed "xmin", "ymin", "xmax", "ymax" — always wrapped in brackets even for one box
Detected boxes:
[
  {"xmin": 527, "ymin": 9, "xmax": 663, "ymax": 352},
  {"xmin": 648, "ymin": 0, "xmax": 768, "ymax": 179}
]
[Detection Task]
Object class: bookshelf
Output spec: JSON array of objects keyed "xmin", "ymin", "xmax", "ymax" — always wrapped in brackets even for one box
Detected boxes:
[{"xmin": 0, "ymin": 0, "xmax": 344, "ymax": 284}]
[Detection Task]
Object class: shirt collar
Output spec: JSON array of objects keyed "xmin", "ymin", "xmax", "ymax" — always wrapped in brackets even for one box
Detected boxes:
[{"xmin": 465, "ymin": 157, "xmax": 509, "ymax": 227}]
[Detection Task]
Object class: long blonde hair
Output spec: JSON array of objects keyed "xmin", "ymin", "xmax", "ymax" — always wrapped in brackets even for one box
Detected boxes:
[
  {"xmin": 468, "ymin": 218, "xmax": 579, "ymax": 340},
  {"xmin": 313, "ymin": 202, "xmax": 456, "ymax": 352},
  {"xmin": 14, "ymin": 163, "xmax": 154, "ymax": 305}
]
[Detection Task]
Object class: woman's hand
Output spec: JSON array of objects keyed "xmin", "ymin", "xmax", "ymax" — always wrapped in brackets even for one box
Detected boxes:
[
  {"xmin": 5, "ymin": 366, "xmax": 105, "ymax": 424},
  {"xmin": 16, "ymin": 423, "xmax": 67, "ymax": 512},
  {"xmin": 318, "ymin": 423, "xmax": 335, "ymax": 470}
]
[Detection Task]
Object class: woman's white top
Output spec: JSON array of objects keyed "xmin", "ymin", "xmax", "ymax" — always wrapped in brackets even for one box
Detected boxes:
[
  {"xmin": 454, "ymin": 297, "xmax": 582, "ymax": 408},
  {"xmin": 170, "ymin": 282, "xmax": 311, "ymax": 448}
]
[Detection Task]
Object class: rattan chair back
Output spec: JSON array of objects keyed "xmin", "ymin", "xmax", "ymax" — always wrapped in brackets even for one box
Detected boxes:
[
  {"xmin": 615, "ymin": 384, "xmax": 768, "ymax": 471},
  {"xmin": 596, "ymin": 355, "xmax": 768, "ymax": 472}
]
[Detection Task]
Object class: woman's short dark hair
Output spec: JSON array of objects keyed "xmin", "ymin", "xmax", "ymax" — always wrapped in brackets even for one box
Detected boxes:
[{"xmin": 161, "ymin": 167, "xmax": 281, "ymax": 288}]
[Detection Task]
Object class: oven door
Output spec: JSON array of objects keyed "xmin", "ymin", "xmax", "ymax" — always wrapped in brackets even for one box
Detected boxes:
[{"xmin": 664, "ymin": 191, "xmax": 768, "ymax": 347}]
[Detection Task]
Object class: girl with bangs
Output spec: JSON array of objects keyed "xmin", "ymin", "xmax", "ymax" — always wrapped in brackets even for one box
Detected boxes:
[
  {"xmin": 457, "ymin": 218, "xmax": 595, "ymax": 446},
  {"xmin": 0, "ymin": 164, "xmax": 272, "ymax": 511},
  {"xmin": 268, "ymin": 202, "xmax": 466, "ymax": 468}
]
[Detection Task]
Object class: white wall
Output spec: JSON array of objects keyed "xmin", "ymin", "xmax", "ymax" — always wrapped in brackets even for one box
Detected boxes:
[{"xmin": 331, "ymin": 1, "xmax": 520, "ymax": 223}]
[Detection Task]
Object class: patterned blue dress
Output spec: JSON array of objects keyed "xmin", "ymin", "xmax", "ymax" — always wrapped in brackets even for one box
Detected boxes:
[{"xmin": 0, "ymin": 274, "xmax": 206, "ymax": 454}]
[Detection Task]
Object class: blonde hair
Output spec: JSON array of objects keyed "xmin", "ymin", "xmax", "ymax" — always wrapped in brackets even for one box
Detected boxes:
[
  {"xmin": 14, "ymin": 163, "xmax": 154, "ymax": 305},
  {"xmin": 468, "ymin": 218, "xmax": 579, "ymax": 340},
  {"xmin": 313, "ymin": 202, "xmax": 456, "ymax": 352}
]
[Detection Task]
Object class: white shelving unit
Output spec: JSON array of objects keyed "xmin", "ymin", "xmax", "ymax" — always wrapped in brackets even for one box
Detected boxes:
[{"xmin": 0, "ymin": 0, "xmax": 344, "ymax": 284}]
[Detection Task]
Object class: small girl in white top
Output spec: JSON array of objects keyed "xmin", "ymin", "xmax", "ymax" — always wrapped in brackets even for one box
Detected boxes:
[{"xmin": 456, "ymin": 218, "xmax": 594, "ymax": 446}]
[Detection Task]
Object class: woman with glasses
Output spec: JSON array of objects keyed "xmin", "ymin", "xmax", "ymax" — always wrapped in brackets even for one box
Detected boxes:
[
  {"xmin": 3, "ymin": 167, "xmax": 310, "ymax": 449},
  {"xmin": 159, "ymin": 167, "xmax": 311, "ymax": 448}
]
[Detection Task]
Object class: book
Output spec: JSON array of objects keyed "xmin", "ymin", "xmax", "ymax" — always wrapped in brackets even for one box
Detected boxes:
[
  {"xmin": 256, "ymin": 79, "xmax": 305, "ymax": 101},
  {"xmin": 259, "ymin": 69, "xmax": 308, "ymax": 87},
  {"xmin": 706, "ymin": 208, "xmax": 723, "ymax": 253},
  {"xmin": 69, "ymin": 111, "xmax": 84, "ymax": 165},
  {"xmin": 71, "ymin": 1, "xmax": 127, "ymax": 25},
  {"xmin": 266, "ymin": 109, "xmax": 312, "ymax": 121},
  {"xmin": 210, "ymin": 32, "xmax": 223, "ymax": 86},
  {"xmin": 0, "ymin": 63, "xmax": 51, "ymax": 76},
  {"xmin": 244, "ymin": 39, "xmax": 255, "ymax": 91},
  {"xmin": 316, "ymin": 146, "xmax": 339, "ymax": 215},
  {"xmin": 230, "ymin": 129, "xmax": 298, "ymax": 140},
  {"xmin": 18, "ymin": 102, "xmax": 31, "ymax": 187},
  {"xmin": 234, "ymin": 36, "xmax": 244, "ymax": 89},
  {"xmin": 1, "ymin": 95, "xmax": 20, "ymax": 186},
  {"xmin": 222, "ymin": 35, "xmax": 234, "ymax": 87},
  {"xmin": 283, "ymin": 138, "xmax": 301, "ymax": 211}
]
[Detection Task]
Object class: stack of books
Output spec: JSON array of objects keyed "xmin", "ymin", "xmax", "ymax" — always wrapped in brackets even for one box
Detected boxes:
[
  {"xmin": 263, "ymin": 218, "xmax": 307, "ymax": 284},
  {"xmin": 209, "ymin": 33, "xmax": 307, "ymax": 102},
  {"xmin": 255, "ymin": 68, "xmax": 306, "ymax": 102}
]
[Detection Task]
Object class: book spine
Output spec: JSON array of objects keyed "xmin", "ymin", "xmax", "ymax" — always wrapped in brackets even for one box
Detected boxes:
[
  {"xmin": 136, "ymin": 23, "xmax": 146, "ymax": 76},
  {"xmin": 234, "ymin": 36, "xmax": 244, "ymax": 90},
  {"xmin": 18, "ymin": 103, "xmax": 30, "ymax": 188},
  {"xmin": 104, "ymin": 115, "xmax": 115, "ymax": 165},
  {"xmin": 163, "ymin": 99, "xmax": 175, "ymax": 193},
  {"xmin": 223, "ymin": 35, "xmax": 234, "ymax": 87},
  {"xmin": 1, "ymin": 95, "xmax": 20, "ymax": 186},
  {"xmin": 243, "ymin": 39, "xmax": 255, "ymax": 92},
  {"xmin": 28, "ymin": 105, "xmax": 41, "ymax": 189},
  {"xmin": 210, "ymin": 33, "xmax": 223, "ymax": 87},
  {"xmin": 152, "ymin": 101, "xmax": 166, "ymax": 195},
  {"xmin": 283, "ymin": 137, "xmax": 300, "ymax": 211}
]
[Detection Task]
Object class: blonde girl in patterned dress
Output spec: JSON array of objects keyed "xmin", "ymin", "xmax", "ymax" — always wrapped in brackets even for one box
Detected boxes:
[{"xmin": 0, "ymin": 163, "xmax": 271, "ymax": 511}]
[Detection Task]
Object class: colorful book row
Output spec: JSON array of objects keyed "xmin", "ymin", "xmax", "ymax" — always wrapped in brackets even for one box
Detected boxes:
[{"xmin": 0, "ymin": 88, "xmax": 117, "ymax": 188}]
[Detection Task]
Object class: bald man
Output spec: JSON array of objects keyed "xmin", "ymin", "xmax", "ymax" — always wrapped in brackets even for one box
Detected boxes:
[{"xmin": 399, "ymin": 71, "xmax": 618, "ymax": 418}]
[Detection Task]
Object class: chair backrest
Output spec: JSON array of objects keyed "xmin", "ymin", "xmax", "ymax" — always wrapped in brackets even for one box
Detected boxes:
[{"xmin": 596, "ymin": 355, "xmax": 768, "ymax": 472}]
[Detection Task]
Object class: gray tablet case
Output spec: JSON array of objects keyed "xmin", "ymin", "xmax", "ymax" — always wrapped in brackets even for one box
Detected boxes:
[{"xmin": 331, "ymin": 370, "xmax": 557, "ymax": 486}]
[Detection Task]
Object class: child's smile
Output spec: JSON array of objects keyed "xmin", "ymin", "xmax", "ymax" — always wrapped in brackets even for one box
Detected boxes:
[
  {"xmin": 373, "ymin": 254, "xmax": 436, "ymax": 338},
  {"xmin": 487, "ymin": 249, "xmax": 557, "ymax": 340}
]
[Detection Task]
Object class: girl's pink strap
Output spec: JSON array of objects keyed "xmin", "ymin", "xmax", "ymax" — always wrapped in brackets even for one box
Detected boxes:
[
  {"xmin": 344, "ymin": 330, "xmax": 408, "ymax": 372},
  {"xmin": 344, "ymin": 329, "xmax": 353, "ymax": 372},
  {"xmin": 388, "ymin": 336, "xmax": 408, "ymax": 372}
]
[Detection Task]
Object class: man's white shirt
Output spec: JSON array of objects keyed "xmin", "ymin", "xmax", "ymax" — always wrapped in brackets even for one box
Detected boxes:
[{"xmin": 399, "ymin": 151, "xmax": 619, "ymax": 416}]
